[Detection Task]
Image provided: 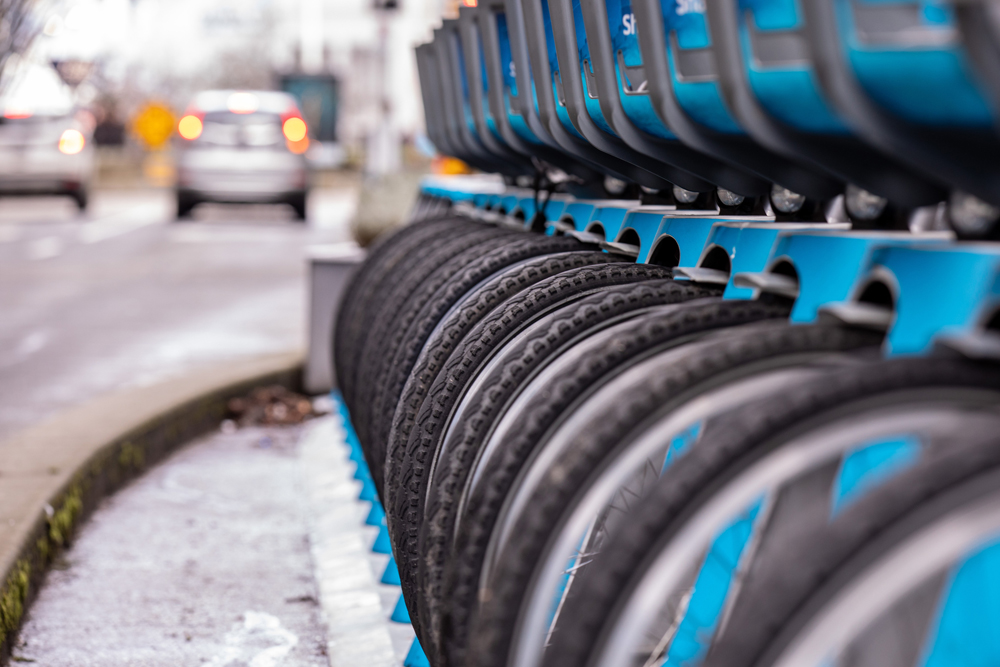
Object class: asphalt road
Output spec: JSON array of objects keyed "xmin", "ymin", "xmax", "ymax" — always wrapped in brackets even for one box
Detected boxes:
[{"xmin": 0, "ymin": 186, "xmax": 357, "ymax": 442}]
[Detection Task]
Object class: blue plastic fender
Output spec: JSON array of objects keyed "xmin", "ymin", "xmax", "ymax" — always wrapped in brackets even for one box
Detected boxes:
[
  {"xmin": 645, "ymin": 216, "xmax": 726, "ymax": 267},
  {"xmin": 615, "ymin": 207, "xmax": 677, "ymax": 256},
  {"xmin": 759, "ymin": 231, "xmax": 952, "ymax": 324},
  {"xmin": 381, "ymin": 555, "xmax": 402, "ymax": 586},
  {"xmin": 404, "ymin": 637, "xmax": 431, "ymax": 667},
  {"xmin": 513, "ymin": 195, "xmax": 570, "ymax": 227},
  {"xmin": 697, "ymin": 222, "xmax": 848, "ymax": 299},
  {"xmin": 588, "ymin": 201, "xmax": 643, "ymax": 239},
  {"xmin": 661, "ymin": 0, "xmax": 747, "ymax": 134},
  {"xmin": 499, "ymin": 192, "xmax": 523, "ymax": 213},
  {"xmin": 352, "ymin": 459, "xmax": 371, "ymax": 481},
  {"xmin": 358, "ymin": 476, "xmax": 379, "ymax": 503},
  {"xmin": 736, "ymin": 0, "xmax": 850, "ymax": 133},
  {"xmin": 832, "ymin": 0, "xmax": 993, "ymax": 127},
  {"xmin": 857, "ymin": 245, "xmax": 1000, "ymax": 356},
  {"xmin": 365, "ymin": 502, "xmax": 387, "ymax": 527},
  {"xmin": 552, "ymin": 200, "xmax": 601, "ymax": 232},
  {"xmin": 486, "ymin": 192, "xmax": 504, "ymax": 210},
  {"xmin": 392, "ymin": 594, "xmax": 412, "ymax": 623},
  {"xmin": 570, "ymin": 0, "xmax": 624, "ymax": 135},
  {"xmin": 496, "ymin": 12, "xmax": 547, "ymax": 144},
  {"xmin": 605, "ymin": 0, "xmax": 679, "ymax": 138},
  {"xmin": 372, "ymin": 518, "xmax": 393, "ymax": 554}
]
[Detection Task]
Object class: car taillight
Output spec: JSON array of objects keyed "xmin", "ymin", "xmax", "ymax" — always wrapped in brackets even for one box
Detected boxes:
[
  {"xmin": 282, "ymin": 116, "xmax": 309, "ymax": 153},
  {"xmin": 178, "ymin": 114, "xmax": 203, "ymax": 140},
  {"xmin": 282, "ymin": 117, "xmax": 307, "ymax": 142},
  {"xmin": 58, "ymin": 129, "xmax": 85, "ymax": 155}
]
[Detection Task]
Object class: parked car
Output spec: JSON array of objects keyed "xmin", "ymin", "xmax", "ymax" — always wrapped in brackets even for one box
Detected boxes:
[
  {"xmin": 174, "ymin": 90, "xmax": 311, "ymax": 220},
  {"xmin": 0, "ymin": 63, "xmax": 95, "ymax": 212}
]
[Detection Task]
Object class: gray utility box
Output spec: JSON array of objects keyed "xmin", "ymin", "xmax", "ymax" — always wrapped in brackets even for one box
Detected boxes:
[{"xmin": 306, "ymin": 242, "xmax": 367, "ymax": 394}]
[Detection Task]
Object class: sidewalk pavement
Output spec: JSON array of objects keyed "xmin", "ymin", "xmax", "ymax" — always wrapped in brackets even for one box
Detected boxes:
[
  {"xmin": 0, "ymin": 352, "xmax": 302, "ymax": 662},
  {"xmin": 13, "ymin": 416, "xmax": 413, "ymax": 667}
]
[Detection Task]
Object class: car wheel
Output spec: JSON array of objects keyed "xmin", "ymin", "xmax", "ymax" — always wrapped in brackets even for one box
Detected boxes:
[
  {"xmin": 71, "ymin": 189, "xmax": 89, "ymax": 213},
  {"xmin": 176, "ymin": 191, "xmax": 197, "ymax": 220},
  {"xmin": 289, "ymin": 192, "xmax": 307, "ymax": 221}
]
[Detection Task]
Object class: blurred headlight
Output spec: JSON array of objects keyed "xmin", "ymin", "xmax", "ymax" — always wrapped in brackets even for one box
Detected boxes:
[
  {"xmin": 282, "ymin": 117, "xmax": 307, "ymax": 142},
  {"xmin": 178, "ymin": 114, "xmax": 203, "ymax": 140},
  {"xmin": 58, "ymin": 129, "xmax": 85, "ymax": 155}
]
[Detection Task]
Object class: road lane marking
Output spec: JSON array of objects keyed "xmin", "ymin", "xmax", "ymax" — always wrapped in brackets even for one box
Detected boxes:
[
  {"xmin": 170, "ymin": 227, "xmax": 301, "ymax": 244},
  {"xmin": 27, "ymin": 236, "xmax": 63, "ymax": 260},
  {"xmin": 0, "ymin": 330, "xmax": 51, "ymax": 369},
  {"xmin": 77, "ymin": 200, "xmax": 169, "ymax": 243},
  {"xmin": 16, "ymin": 330, "xmax": 49, "ymax": 357},
  {"xmin": 0, "ymin": 226, "xmax": 21, "ymax": 243}
]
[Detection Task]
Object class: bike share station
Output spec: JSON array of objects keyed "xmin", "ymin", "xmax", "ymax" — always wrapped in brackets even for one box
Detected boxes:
[{"xmin": 331, "ymin": 1, "xmax": 1000, "ymax": 666}]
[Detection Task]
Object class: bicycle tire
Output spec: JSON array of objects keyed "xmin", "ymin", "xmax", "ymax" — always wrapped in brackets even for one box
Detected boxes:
[
  {"xmin": 347, "ymin": 223, "xmax": 514, "ymax": 413},
  {"xmin": 383, "ymin": 251, "xmax": 620, "ymax": 494},
  {"xmin": 539, "ymin": 355, "xmax": 1000, "ymax": 667},
  {"xmin": 351, "ymin": 227, "xmax": 527, "ymax": 457},
  {"xmin": 363, "ymin": 236, "xmax": 596, "ymax": 492},
  {"xmin": 335, "ymin": 216, "xmax": 476, "ymax": 408},
  {"xmin": 433, "ymin": 299, "xmax": 792, "ymax": 666},
  {"xmin": 386, "ymin": 263, "xmax": 676, "ymax": 649},
  {"xmin": 467, "ymin": 323, "xmax": 886, "ymax": 667}
]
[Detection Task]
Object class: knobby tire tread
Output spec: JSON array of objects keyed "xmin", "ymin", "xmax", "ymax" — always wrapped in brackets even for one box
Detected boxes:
[{"xmin": 386, "ymin": 263, "xmax": 675, "ymax": 651}]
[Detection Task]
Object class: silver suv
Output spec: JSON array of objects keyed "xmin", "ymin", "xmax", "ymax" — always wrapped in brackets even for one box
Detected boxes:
[
  {"xmin": 174, "ymin": 90, "xmax": 311, "ymax": 220},
  {"xmin": 0, "ymin": 64, "xmax": 95, "ymax": 211}
]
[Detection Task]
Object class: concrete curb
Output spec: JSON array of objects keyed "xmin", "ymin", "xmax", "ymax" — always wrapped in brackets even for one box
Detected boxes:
[{"xmin": 0, "ymin": 351, "xmax": 305, "ymax": 664}]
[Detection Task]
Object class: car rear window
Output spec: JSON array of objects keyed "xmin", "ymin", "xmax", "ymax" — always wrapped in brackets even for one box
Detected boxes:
[
  {"xmin": 0, "ymin": 114, "xmax": 73, "ymax": 126},
  {"xmin": 198, "ymin": 111, "xmax": 284, "ymax": 147},
  {"xmin": 0, "ymin": 114, "xmax": 75, "ymax": 145}
]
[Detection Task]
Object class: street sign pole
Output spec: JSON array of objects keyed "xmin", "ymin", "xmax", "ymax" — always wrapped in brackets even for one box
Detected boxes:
[{"xmin": 365, "ymin": 0, "xmax": 402, "ymax": 178}]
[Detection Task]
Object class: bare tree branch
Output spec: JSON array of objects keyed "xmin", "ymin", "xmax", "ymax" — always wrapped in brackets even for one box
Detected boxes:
[{"xmin": 0, "ymin": 0, "xmax": 45, "ymax": 94}]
